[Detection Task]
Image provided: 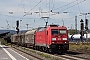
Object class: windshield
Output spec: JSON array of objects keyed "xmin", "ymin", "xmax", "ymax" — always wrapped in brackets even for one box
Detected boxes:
[
  {"xmin": 52, "ymin": 30, "xmax": 58, "ymax": 35},
  {"xmin": 52, "ymin": 30, "xmax": 66, "ymax": 35},
  {"xmin": 60, "ymin": 30, "xmax": 66, "ymax": 34}
]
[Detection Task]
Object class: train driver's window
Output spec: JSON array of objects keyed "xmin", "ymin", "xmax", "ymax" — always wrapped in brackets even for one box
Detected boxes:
[{"xmin": 47, "ymin": 31, "xmax": 48, "ymax": 35}]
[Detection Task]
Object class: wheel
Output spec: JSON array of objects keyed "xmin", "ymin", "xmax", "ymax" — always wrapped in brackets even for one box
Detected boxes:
[{"xmin": 48, "ymin": 48, "xmax": 52, "ymax": 54}]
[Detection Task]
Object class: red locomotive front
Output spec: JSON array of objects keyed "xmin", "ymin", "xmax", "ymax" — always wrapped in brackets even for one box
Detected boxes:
[{"xmin": 35, "ymin": 25, "xmax": 69, "ymax": 53}]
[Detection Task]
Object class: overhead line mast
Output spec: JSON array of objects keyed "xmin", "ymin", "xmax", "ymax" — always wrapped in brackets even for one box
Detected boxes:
[{"xmin": 75, "ymin": 16, "xmax": 77, "ymax": 34}]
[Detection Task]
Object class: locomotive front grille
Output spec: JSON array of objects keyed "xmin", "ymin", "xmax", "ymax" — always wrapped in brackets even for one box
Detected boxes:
[{"xmin": 50, "ymin": 44, "xmax": 69, "ymax": 50}]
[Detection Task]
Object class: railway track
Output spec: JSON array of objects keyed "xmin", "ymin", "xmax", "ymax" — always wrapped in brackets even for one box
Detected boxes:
[
  {"xmin": 66, "ymin": 50, "xmax": 90, "ymax": 60},
  {"xmin": 59, "ymin": 54, "xmax": 86, "ymax": 60},
  {"xmin": 9, "ymin": 45, "xmax": 89, "ymax": 60},
  {"xmin": 10, "ymin": 46, "xmax": 43, "ymax": 60},
  {"xmin": 57, "ymin": 50, "xmax": 90, "ymax": 60}
]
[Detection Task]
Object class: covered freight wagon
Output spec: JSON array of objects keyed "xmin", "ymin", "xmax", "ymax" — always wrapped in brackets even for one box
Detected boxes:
[
  {"xmin": 11, "ymin": 34, "xmax": 19, "ymax": 44},
  {"xmin": 25, "ymin": 29, "xmax": 36, "ymax": 47}
]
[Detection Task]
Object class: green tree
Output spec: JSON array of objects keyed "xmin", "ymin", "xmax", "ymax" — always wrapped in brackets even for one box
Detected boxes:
[{"xmin": 68, "ymin": 29, "xmax": 77, "ymax": 35}]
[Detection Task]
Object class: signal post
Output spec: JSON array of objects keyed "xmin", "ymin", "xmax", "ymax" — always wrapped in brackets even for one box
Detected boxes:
[
  {"xmin": 85, "ymin": 19, "xmax": 88, "ymax": 44},
  {"xmin": 16, "ymin": 20, "xmax": 19, "ymax": 34},
  {"xmin": 80, "ymin": 19, "xmax": 84, "ymax": 44}
]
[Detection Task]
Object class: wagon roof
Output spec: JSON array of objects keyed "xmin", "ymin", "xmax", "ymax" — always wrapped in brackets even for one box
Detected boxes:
[{"xmin": 25, "ymin": 29, "xmax": 36, "ymax": 35}]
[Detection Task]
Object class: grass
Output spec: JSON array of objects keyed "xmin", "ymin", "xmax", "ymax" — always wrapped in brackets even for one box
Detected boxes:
[
  {"xmin": 37, "ymin": 52, "xmax": 51, "ymax": 58},
  {"xmin": 35, "ymin": 51, "xmax": 61, "ymax": 60},
  {"xmin": 69, "ymin": 43, "xmax": 90, "ymax": 50}
]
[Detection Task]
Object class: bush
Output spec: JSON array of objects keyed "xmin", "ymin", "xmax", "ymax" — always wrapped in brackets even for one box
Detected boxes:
[{"xmin": 0, "ymin": 38, "xmax": 7, "ymax": 45}]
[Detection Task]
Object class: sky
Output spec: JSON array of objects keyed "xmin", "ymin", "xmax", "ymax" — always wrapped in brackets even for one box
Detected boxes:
[{"xmin": 0, "ymin": 0, "xmax": 90, "ymax": 31}]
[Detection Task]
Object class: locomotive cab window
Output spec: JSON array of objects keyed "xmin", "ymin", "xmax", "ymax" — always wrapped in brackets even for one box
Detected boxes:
[
  {"xmin": 52, "ymin": 30, "xmax": 66, "ymax": 35},
  {"xmin": 59, "ymin": 30, "xmax": 66, "ymax": 34},
  {"xmin": 52, "ymin": 30, "xmax": 58, "ymax": 35}
]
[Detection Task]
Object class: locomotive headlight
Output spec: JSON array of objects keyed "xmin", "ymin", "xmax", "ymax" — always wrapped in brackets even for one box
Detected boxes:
[
  {"xmin": 52, "ymin": 38, "xmax": 56, "ymax": 40},
  {"xmin": 63, "ymin": 38, "xmax": 67, "ymax": 40},
  {"xmin": 65, "ymin": 42, "xmax": 67, "ymax": 43},
  {"xmin": 52, "ymin": 42, "xmax": 55, "ymax": 43}
]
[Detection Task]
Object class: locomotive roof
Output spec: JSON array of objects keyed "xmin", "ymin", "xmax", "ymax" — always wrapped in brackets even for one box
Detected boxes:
[
  {"xmin": 37, "ymin": 27, "xmax": 46, "ymax": 31},
  {"xmin": 47, "ymin": 24, "xmax": 67, "ymax": 28},
  {"xmin": 47, "ymin": 26, "xmax": 67, "ymax": 29}
]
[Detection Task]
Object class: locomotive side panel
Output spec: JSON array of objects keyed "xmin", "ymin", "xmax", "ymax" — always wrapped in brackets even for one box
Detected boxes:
[{"xmin": 35, "ymin": 30, "xmax": 47, "ymax": 46}]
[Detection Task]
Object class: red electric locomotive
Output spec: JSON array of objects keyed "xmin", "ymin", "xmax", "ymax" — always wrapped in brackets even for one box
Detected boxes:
[{"xmin": 35, "ymin": 24, "xmax": 69, "ymax": 53}]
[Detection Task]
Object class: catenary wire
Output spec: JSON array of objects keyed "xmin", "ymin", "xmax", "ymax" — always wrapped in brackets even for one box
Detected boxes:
[{"xmin": 59, "ymin": 0, "xmax": 86, "ymax": 12}]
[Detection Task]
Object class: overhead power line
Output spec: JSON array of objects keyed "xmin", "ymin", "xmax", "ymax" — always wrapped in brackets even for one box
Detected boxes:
[
  {"xmin": 53, "ymin": 0, "xmax": 86, "ymax": 13},
  {"xmin": 54, "ymin": 0, "xmax": 79, "ymax": 11},
  {"xmin": 23, "ymin": 0, "xmax": 43, "ymax": 17},
  {"xmin": 77, "ymin": 0, "xmax": 81, "ymax": 13},
  {"xmin": 60, "ymin": 0, "xmax": 86, "ymax": 12}
]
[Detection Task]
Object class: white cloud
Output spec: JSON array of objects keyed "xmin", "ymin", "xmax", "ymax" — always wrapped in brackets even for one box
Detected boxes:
[{"xmin": 0, "ymin": 0, "xmax": 90, "ymax": 30}]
